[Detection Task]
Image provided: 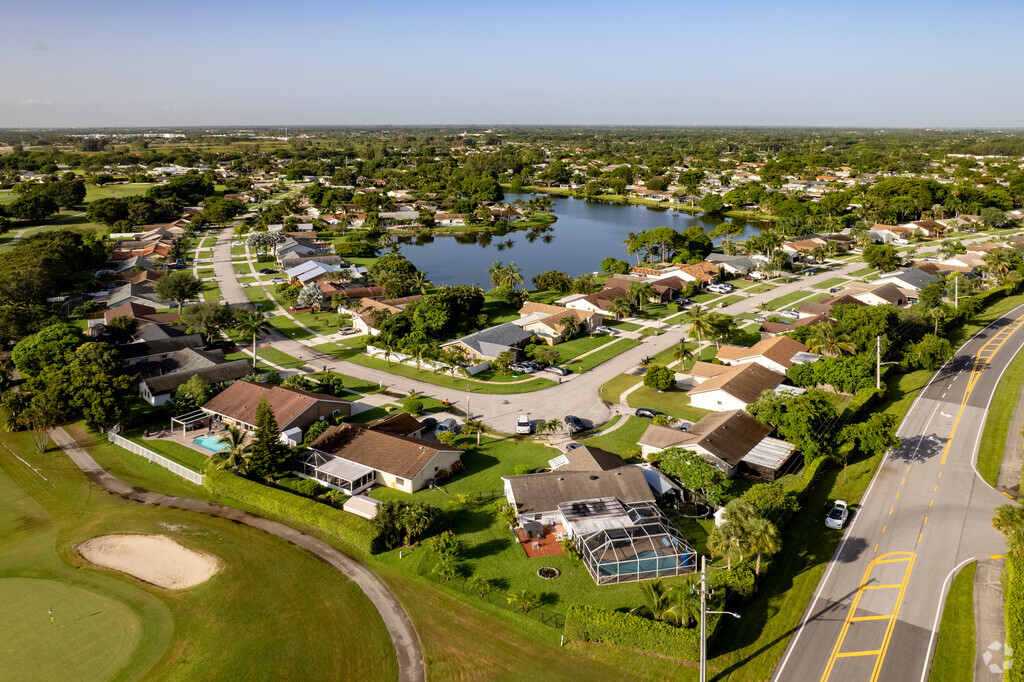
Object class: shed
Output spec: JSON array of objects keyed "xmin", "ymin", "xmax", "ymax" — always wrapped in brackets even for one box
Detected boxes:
[
  {"xmin": 343, "ymin": 495, "xmax": 381, "ymax": 520},
  {"xmin": 280, "ymin": 427, "xmax": 303, "ymax": 447}
]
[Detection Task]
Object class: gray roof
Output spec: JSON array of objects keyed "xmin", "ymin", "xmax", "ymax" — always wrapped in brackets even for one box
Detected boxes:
[
  {"xmin": 107, "ymin": 283, "xmax": 165, "ymax": 308},
  {"xmin": 503, "ymin": 466, "xmax": 655, "ymax": 515},
  {"xmin": 141, "ymin": 359, "xmax": 252, "ymax": 395},
  {"xmin": 877, "ymin": 267, "xmax": 940, "ymax": 291},
  {"xmin": 451, "ymin": 323, "xmax": 532, "ymax": 358},
  {"xmin": 556, "ymin": 446, "xmax": 627, "ymax": 472},
  {"xmin": 134, "ymin": 323, "xmax": 188, "ymax": 342},
  {"xmin": 707, "ymin": 253, "xmax": 754, "ymax": 270},
  {"xmin": 120, "ymin": 334, "xmax": 205, "ymax": 359}
]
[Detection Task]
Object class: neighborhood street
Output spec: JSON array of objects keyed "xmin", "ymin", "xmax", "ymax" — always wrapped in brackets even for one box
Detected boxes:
[{"xmin": 772, "ymin": 303, "xmax": 1024, "ymax": 682}]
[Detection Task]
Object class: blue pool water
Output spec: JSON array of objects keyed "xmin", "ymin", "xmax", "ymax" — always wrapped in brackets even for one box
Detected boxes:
[
  {"xmin": 193, "ymin": 435, "xmax": 228, "ymax": 453},
  {"xmin": 598, "ymin": 549, "xmax": 695, "ymax": 577}
]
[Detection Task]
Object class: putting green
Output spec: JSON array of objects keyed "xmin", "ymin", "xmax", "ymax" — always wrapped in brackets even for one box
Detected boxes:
[{"xmin": 0, "ymin": 578, "xmax": 143, "ymax": 681}]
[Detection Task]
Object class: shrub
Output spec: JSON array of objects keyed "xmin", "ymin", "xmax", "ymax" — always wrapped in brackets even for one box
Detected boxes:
[
  {"xmin": 643, "ymin": 364, "xmax": 675, "ymax": 391},
  {"xmin": 513, "ymin": 464, "xmax": 534, "ymax": 476},
  {"xmin": 402, "ymin": 397, "xmax": 425, "ymax": 416},
  {"xmin": 563, "ymin": 604, "xmax": 713, "ymax": 661},
  {"xmin": 450, "ymin": 459, "xmax": 465, "ymax": 475},
  {"xmin": 304, "ymin": 419, "xmax": 329, "ymax": 444},
  {"xmin": 276, "ymin": 476, "xmax": 328, "ymax": 498}
]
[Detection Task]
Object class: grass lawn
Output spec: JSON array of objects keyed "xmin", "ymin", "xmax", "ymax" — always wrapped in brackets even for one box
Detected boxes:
[
  {"xmin": 763, "ymin": 290, "xmax": 816, "ymax": 311},
  {"xmin": 812, "ymin": 277, "xmax": 848, "ymax": 290},
  {"xmin": 258, "ymin": 346, "xmax": 306, "ymax": 370},
  {"xmin": 607, "ymin": 320, "xmax": 642, "ymax": 332},
  {"xmin": 746, "ymin": 284, "xmax": 776, "ymax": 294},
  {"xmin": 573, "ymin": 338, "xmax": 640, "ymax": 372},
  {"xmin": 928, "ymin": 561, "xmax": 976, "ymax": 682},
  {"xmin": 634, "ymin": 303, "xmax": 675, "ymax": 320},
  {"xmin": 626, "ymin": 386, "xmax": 712, "ymax": 423},
  {"xmin": 690, "ymin": 292, "xmax": 720, "ymax": 304},
  {"xmin": 243, "ymin": 285, "xmax": 273, "ymax": 310},
  {"xmin": 581, "ymin": 416, "xmax": 649, "ymax": 457},
  {"xmin": 717, "ymin": 294, "xmax": 746, "ymax": 307},
  {"xmin": 122, "ymin": 427, "xmax": 210, "ymax": 472},
  {"xmin": 599, "ymin": 373, "xmax": 643, "ymax": 404},
  {"xmin": 198, "ymin": 268, "xmax": 215, "ymax": 278},
  {"xmin": 0, "ymin": 427, "xmax": 396, "ymax": 681},
  {"xmin": 977, "ymin": 346, "xmax": 1024, "ymax": 486},
  {"xmin": 231, "ymin": 245, "xmax": 247, "ymax": 257},
  {"xmin": 849, "ymin": 266, "xmax": 877, "ymax": 277},
  {"xmin": 201, "ymin": 280, "xmax": 221, "ymax": 302},
  {"xmin": 268, "ymin": 314, "xmax": 316, "ymax": 341},
  {"xmin": 233, "ymin": 261, "xmax": 253, "ymax": 275},
  {"xmin": 553, "ymin": 335, "xmax": 615, "ymax": 363}
]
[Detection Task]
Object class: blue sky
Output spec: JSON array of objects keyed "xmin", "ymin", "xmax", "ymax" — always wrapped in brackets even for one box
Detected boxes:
[{"xmin": 2, "ymin": 0, "xmax": 1022, "ymax": 128}]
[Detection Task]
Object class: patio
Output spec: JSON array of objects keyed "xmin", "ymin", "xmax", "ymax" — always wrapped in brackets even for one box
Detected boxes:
[
  {"xmin": 514, "ymin": 523, "xmax": 568, "ymax": 559},
  {"xmin": 143, "ymin": 416, "xmax": 228, "ymax": 458}
]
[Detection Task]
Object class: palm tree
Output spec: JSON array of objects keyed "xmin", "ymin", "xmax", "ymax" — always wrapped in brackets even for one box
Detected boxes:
[
  {"xmin": 607, "ymin": 297, "xmax": 632, "ymax": 320},
  {"xmin": 541, "ymin": 418, "xmax": 562, "ymax": 436},
  {"xmin": 687, "ymin": 304, "xmax": 714, "ymax": 346},
  {"xmin": 983, "ymin": 249, "xmax": 1016, "ymax": 281},
  {"xmin": 626, "ymin": 281, "xmax": 658, "ymax": 311},
  {"xmin": 466, "ymin": 575, "xmax": 490, "ymax": 597},
  {"xmin": 487, "ymin": 261, "xmax": 506, "ymax": 288},
  {"xmin": 672, "ymin": 342, "xmax": 694, "ymax": 367},
  {"xmin": 806, "ymin": 322, "xmax": 856, "ymax": 357},
  {"xmin": 623, "ymin": 231, "xmax": 642, "ymax": 265},
  {"xmin": 233, "ymin": 310, "xmax": 273, "ymax": 368},
  {"xmin": 746, "ymin": 516, "xmax": 782, "ymax": 576},
  {"xmin": 630, "ymin": 579, "xmax": 700, "ymax": 627},
  {"xmin": 706, "ymin": 522, "xmax": 744, "ymax": 571},
  {"xmin": 410, "ymin": 270, "xmax": 431, "ymax": 295},
  {"xmin": 558, "ymin": 316, "xmax": 580, "ymax": 340},
  {"xmin": 214, "ymin": 425, "xmax": 249, "ymax": 473},
  {"xmin": 506, "ymin": 590, "xmax": 539, "ymax": 614},
  {"xmin": 503, "ymin": 262, "xmax": 524, "ymax": 290},
  {"xmin": 377, "ymin": 337, "xmax": 396, "ymax": 366}
]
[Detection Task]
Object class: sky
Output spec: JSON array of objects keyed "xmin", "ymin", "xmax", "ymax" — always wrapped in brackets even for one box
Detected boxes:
[{"xmin": 2, "ymin": 0, "xmax": 1022, "ymax": 128}]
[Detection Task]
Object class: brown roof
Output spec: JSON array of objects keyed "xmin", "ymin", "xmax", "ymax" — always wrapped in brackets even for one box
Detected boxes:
[
  {"xmin": 715, "ymin": 336, "xmax": 809, "ymax": 368},
  {"xmin": 201, "ymin": 381, "xmax": 350, "ymax": 430},
  {"xmin": 310, "ymin": 423, "xmax": 457, "ymax": 479},
  {"xmin": 519, "ymin": 301, "xmax": 572, "ymax": 317},
  {"xmin": 687, "ymin": 363, "xmax": 784, "ymax": 405},
  {"xmin": 798, "ymin": 294, "xmax": 865, "ymax": 316},
  {"xmin": 104, "ymin": 302, "xmax": 157, "ymax": 324},
  {"xmin": 854, "ymin": 282, "xmax": 906, "ymax": 304},
  {"xmin": 535, "ymin": 308, "xmax": 596, "ymax": 334},
  {"xmin": 640, "ymin": 410, "xmax": 772, "ymax": 467},
  {"xmin": 676, "ymin": 262, "xmax": 719, "ymax": 282},
  {"xmin": 557, "ymin": 446, "xmax": 627, "ymax": 472},
  {"xmin": 367, "ymin": 412, "xmax": 425, "ymax": 437},
  {"xmin": 503, "ymin": 466, "xmax": 654, "ymax": 515},
  {"xmin": 760, "ymin": 314, "xmax": 828, "ymax": 334},
  {"xmin": 141, "ymin": 360, "xmax": 253, "ymax": 395},
  {"xmin": 690, "ymin": 360, "xmax": 731, "ymax": 378}
]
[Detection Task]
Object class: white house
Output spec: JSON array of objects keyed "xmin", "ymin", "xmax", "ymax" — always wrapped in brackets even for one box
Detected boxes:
[{"xmin": 686, "ymin": 363, "xmax": 785, "ymax": 412}]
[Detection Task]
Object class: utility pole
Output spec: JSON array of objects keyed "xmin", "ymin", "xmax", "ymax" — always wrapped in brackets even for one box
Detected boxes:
[
  {"xmin": 955, "ymin": 275, "xmax": 959, "ymax": 309},
  {"xmin": 876, "ymin": 335, "xmax": 882, "ymax": 390},
  {"xmin": 696, "ymin": 554, "xmax": 740, "ymax": 682}
]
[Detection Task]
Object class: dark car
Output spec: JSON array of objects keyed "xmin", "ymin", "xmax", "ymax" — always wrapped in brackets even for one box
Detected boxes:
[
  {"xmin": 564, "ymin": 415, "xmax": 585, "ymax": 434},
  {"xmin": 259, "ymin": 268, "xmax": 278, "ymax": 275},
  {"xmin": 634, "ymin": 408, "xmax": 659, "ymax": 419},
  {"xmin": 524, "ymin": 360, "xmax": 546, "ymax": 371},
  {"xmin": 829, "ymin": 287, "xmax": 842, "ymax": 293},
  {"xmin": 545, "ymin": 366, "xmax": 570, "ymax": 376},
  {"xmin": 204, "ymin": 340, "xmax": 235, "ymax": 351},
  {"xmin": 419, "ymin": 417, "xmax": 438, "ymax": 432}
]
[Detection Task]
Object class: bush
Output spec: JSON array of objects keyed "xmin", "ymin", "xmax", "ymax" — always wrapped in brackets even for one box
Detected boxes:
[
  {"xmin": 402, "ymin": 397, "xmax": 425, "ymax": 416},
  {"xmin": 643, "ymin": 364, "xmax": 675, "ymax": 391},
  {"xmin": 256, "ymin": 254, "xmax": 275, "ymax": 263},
  {"xmin": 304, "ymin": 419, "xmax": 329, "ymax": 444},
  {"xmin": 203, "ymin": 468, "xmax": 375, "ymax": 553},
  {"xmin": 563, "ymin": 604, "xmax": 712, "ymax": 661},
  {"xmin": 513, "ymin": 464, "xmax": 534, "ymax": 476},
  {"xmin": 842, "ymin": 386, "xmax": 886, "ymax": 422},
  {"xmin": 276, "ymin": 476, "xmax": 328, "ymax": 498}
]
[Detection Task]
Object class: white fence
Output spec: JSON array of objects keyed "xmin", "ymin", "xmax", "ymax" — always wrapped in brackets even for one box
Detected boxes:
[{"xmin": 107, "ymin": 432, "xmax": 204, "ymax": 485}]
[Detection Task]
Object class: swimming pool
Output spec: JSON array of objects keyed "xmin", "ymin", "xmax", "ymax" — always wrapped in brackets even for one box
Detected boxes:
[
  {"xmin": 597, "ymin": 549, "xmax": 694, "ymax": 577},
  {"xmin": 193, "ymin": 435, "xmax": 228, "ymax": 454}
]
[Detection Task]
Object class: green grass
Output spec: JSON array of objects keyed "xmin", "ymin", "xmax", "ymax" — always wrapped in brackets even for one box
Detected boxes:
[
  {"xmin": 198, "ymin": 268, "xmax": 215, "ymax": 278},
  {"xmin": 763, "ymin": 290, "xmax": 816, "ymax": 311},
  {"xmin": 243, "ymin": 285, "xmax": 273, "ymax": 310},
  {"xmin": 607, "ymin": 320, "xmax": 642, "ymax": 332},
  {"xmin": 201, "ymin": 280, "xmax": 221, "ymax": 302},
  {"xmin": 599, "ymin": 373, "xmax": 643, "ymax": 404},
  {"xmin": 746, "ymin": 284, "xmax": 776, "ymax": 294},
  {"xmin": 812, "ymin": 277, "xmax": 848, "ymax": 290},
  {"xmin": 977, "ymin": 329, "xmax": 1024, "ymax": 485},
  {"xmin": 121, "ymin": 429, "xmax": 210, "ymax": 472},
  {"xmin": 268, "ymin": 314, "xmax": 315, "ymax": 340},
  {"xmin": 233, "ymin": 262, "xmax": 253, "ymax": 275},
  {"xmin": 258, "ymin": 347, "xmax": 307, "ymax": 370},
  {"xmin": 626, "ymin": 386, "xmax": 713, "ymax": 423},
  {"xmin": 0, "ymin": 428, "xmax": 396, "ymax": 681},
  {"xmin": 928, "ymin": 561, "xmax": 976, "ymax": 682},
  {"xmin": 717, "ymin": 294, "xmax": 746, "ymax": 307},
  {"xmin": 849, "ymin": 266, "xmax": 877, "ymax": 277},
  {"xmin": 572, "ymin": 338, "xmax": 640, "ymax": 373},
  {"xmin": 581, "ymin": 416, "xmax": 650, "ymax": 457},
  {"xmin": 231, "ymin": 245, "xmax": 247, "ymax": 256}
]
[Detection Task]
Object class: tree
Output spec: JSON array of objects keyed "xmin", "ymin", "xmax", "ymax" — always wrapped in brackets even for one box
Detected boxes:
[
  {"xmin": 492, "ymin": 349, "xmax": 517, "ymax": 375},
  {"xmin": 749, "ymin": 389, "xmax": 839, "ymax": 464},
  {"xmin": 12, "ymin": 323, "xmax": 83, "ymax": 375},
  {"xmin": 9, "ymin": 191, "xmax": 58, "ymax": 222},
  {"xmin": 746, "ymin": 516, "xmax": 781, "ymax": 576},
  {"xmin": 179, "ymin": 302, "xmax": 235, "ymax": 342},
  {"xmin": 629, "ymin": 579, "xmax": 699, "ymax": 627},
  {"xmin": 399, "ymin": 502, "xmax": 435, "ymax": 546},
  {"xmin": 687, "ymin": 304, "xmax": 713, "ymax": 346},
  {"xmin": 247, "ymin": 396, "xmax": 291, "ymax": 479},
  {"xmin": 233, "ymin": 309, "xmax": 273, "ymax": 368},
  {"xmin": 673, "ymin": 342, "xmax": 694, "ymax": 367},
  {"xmin": 657, "ymin": 447, "xmax": 726, "ymax": 503},
  {"xmin": 506, "ymin": 590, "xmax": 539, "ymax": 614},
  {"xmin": 214, "ymin": 425, "xmax": 250, "ymax": 473},
  {"xmin": 174, "ymin": 374, "xmax": 212, "ymax": 411},
  {"xmin": 154, "ymin": 271, "xmax": 203, "ymax": 312},
  {"xmin": 983, "ymin": 248, "xmax": 1022, "ymax": 281},
  {"xmin": 981, "ymin": 206, "xmax": 1006, "ymax": 227},
  {"xmin": 805, "ymin": 322, "xmax": 856, "ymax": 357},
  {"xmin": 104, "ymin": 315, "xmax": 139, "ymax": 345},
  {"xmin": 741, "ymin": 481, "xmax": 799, "ymax": 519},
  {"xmin": 862, "ymin": 244, "xmax": 900, "ymax": 272},
  {"xmin": 607, "ymin": 297, "xmax": 632, "ymax": 320},
  {"xmin": 626, "ymin": 281, "xmax": 658, "ymax": 311},
  {"xmin": 532, "ymin": 270, "xmax": 573, "ymax": 292},
  {"xmin": 643, "ymin": 364, "xmax": 675, "ymax": 391},
  {"xmin": 700, "ymin": 194, "xmax": 726, "ymax": 217},
  {"xmin": 904, "ymin": 333, "xmax": 953, "ymax": 370},
  {"xmin": 203, "ymin": 196, "xmax": 245, "ymax": 225},
  {"xmin": 296, "ymin": 282, "xmax": 326, "ymax": 311},
  {"xmin": 707, "ymin": 522, "xmax": 744, "ymax": 571}
]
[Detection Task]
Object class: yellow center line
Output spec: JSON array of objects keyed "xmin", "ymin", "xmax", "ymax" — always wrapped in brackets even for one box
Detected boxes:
[
  {"xmin": 851, "ymin": 614, "xmax": 894, "ymax": 622},
  {"xmin": 929, "ymin": 499, "xmax": 934, "ymax": 507},
  {"xmin": 836, "ymin": 650, "xmax": 882, "ymax": 658}
]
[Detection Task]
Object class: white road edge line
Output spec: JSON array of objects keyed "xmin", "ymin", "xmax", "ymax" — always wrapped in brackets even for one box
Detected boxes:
[
  {"xmin": 772, "ymin": 308, "xmax": 1020, "ymax": 682},
  {"xmin": 918, "ymin": 557, "xmax": 976, "ymax": 682},
  {"xmin": 969, "ymin": 313, "xmax": 1024, "ymax": 488}
]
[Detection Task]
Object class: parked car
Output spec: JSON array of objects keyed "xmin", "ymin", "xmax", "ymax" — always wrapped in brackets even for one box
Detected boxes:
[
  {"xmin": 565, "ymin": 442, "xmax": 583, "ymax": 452},
  {"xmin": 510, "ymin": 363, "xmax": 535, "ymax": 374},
  {"xmin": 270, "ymin": 277, "xmax": 284, "ymax": 283},
  {"xmin": 435, "ymin": 418, "xmax": 460, "ymax": 434},
  {"xmin": 516, "ymin": 415, "xmax": 532, "ymax": 435},
  {"xmin": 524, "ymin": 360, "xmax": 546, "ymax": 371},
  {"xmin": 780, "ymin": 309, "xmax": 800, "ymax": 319},
  {"xmin": 678, "ymin": 421, "xmax": 692, "ymax": 431},
  {"xmin": 924, "ymin": 256, "xmax": 940, "ymax": 262},
  {"xmin": 595, "ymin": 325, "xmax": 615, "ymax": 334},
  {"xmin": 545, "ymin": 366, "xmax": 570, "ymax": 376},
  {"xmin": 259, "ymin": 268, "xmax": 278, "ymax": 274},
  {"xmin": 829, "ymin": 287, "xmax": 842, "ymax": 293},
  {"xmin": 564, "ymin": 415, "xmax": 585, "ymax": 434},
  {"xmin": 707, "ymin": 283, "xmax": 733, "ymax": 294},
  {"xmin": 750, "ymin": 271, "xmax": 767, "ymax": 280},
  {"xmin": 672, "ymin": 297, "xmax": 692, "ymax": 305},
  {"xmin": 892, "ymin": 238, "xmax": 910, "ymax": 245},
  {"xmin": 826, "ymin": 500, "xmax": 849, "ymax": 529},
  {"xmin": 634, "ymin": 408, "xmax": 659, "ymax": 419},
  {"xmin": 419, "ymin": 417, "xmax": 438, "ymax": 432}
]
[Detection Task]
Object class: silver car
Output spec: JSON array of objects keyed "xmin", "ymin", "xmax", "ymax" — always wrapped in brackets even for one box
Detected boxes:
[{"xmin": 826, "ymin": 500, "xmax": 849, "ymax": 530}]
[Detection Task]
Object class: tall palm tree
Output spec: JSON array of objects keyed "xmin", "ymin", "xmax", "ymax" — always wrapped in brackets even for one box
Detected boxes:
[
  {"xmin": 746, "ymin": 517, "xmax": 782, "ymax": 576},
  {"xmin": 410, "ymin": 271, "xmax": 431, "ymax": 295},
  {"xmin": 502, "ymin": 261, "xmax": 524, "ymax": 290},
  {"xmin": 214, "ymin": 425, "xmax": 249, "ymax": 473},
  {"xmin": 626, "ymin": 281, "xmax": 657, "ymax": 311},
  {"xmin": 487, "ymin": 261, "xmax": 506, "ymax": 288},
  {"xmin": 607, "ymin": 297, "xmax": 632, "ymax": 320},
  {"xmin": 983, "ymin": 248, "xmax": 1016, "ymax": 281},
  {"xmin": 558, "ymin": 316, "xmax": 580, "ymax": 340},
  {"xmin": 706, "ymin": 522, "xmax": 744, "ymax": 571},
  {"xmin": 623, "ymin": 231, "xmax": 642, "ymax": 265},
  {"xmin": 233, "ymin": 310, "xmax": 273, "ymax": 368},
  {"xmin": 687, "ymin": 304, "xmax": 714, "ymax": 346},
  {"xmin": 806, "ymin": 322, "xmax": 856, "ymax": 357},
  {"xmin": 377, "ymin": 337, "xmax": 396, "ymax": 366},
  {"xmin": 672, "ymin": 342, "xmax": 694, "ymax": 367}
]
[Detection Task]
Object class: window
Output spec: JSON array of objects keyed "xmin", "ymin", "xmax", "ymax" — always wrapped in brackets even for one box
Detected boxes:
[
  {"xmin": 395, "ymin": 477, "xmax": 405, "ymax": 485},
  {"xmin": 332, "ymin": 409, "xmax": 341, "ymax": 417}
]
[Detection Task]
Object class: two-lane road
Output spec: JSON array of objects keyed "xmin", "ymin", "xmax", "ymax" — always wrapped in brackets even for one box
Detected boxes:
[{"xmin": 774, "ymin": 305, "xmax": 1024, "ymax": 682}]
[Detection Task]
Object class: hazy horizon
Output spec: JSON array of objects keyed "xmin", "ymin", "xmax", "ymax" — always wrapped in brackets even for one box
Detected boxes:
[{"xmin": 3, "ymin": 0, "xmax": 1022, "ymax": 129}]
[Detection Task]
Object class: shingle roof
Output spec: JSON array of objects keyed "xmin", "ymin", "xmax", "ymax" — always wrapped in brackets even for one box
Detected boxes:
[
  {"xmin": 798, "ymin": 294, "xmax": 865, "ymax": 316},
  {"xmin": 201, "ymin": 381, "xmax": 350, "ymax": 430},
  {"xmin": 449, "ymin": 323, "xmax": 532, "ymax": 357},
  {"xmin": 503, "ymin": 466, "xmax": 654, "ymax": 515},
  {"xmin": 687, "ymin": 363, "xmax": 784, "ymax": 405},
  {"xmin": 877, "ymin": 267, "xmax": 940, "ymax": 291},
  {"xmin": 639, "ymin": 410, "xmax": 773, "ymax": 467},
  {"xmin": 141, "ymin": 360, "xmax": 253, "ymax": 395},
  {"xmin": 715, "ymin": 336, "xmax": 809, "ymax": 368},
  {"xmin": 120, "ymin": 334, "xmax": 205, "ymax": 358},
  {"xmin": 104, "ymin": 302, "xmax": 157, "ymax": 324},
  {"xmin": 310, "ymin": 423, "xmax": 457, "ymax": 479},
  {"xmin": 557, "ymin": 446, "xmax": 627, "ymax": 472},
  {"xmin": 367, "ymin": 412, "xmax": 425, "ymax": 437}
]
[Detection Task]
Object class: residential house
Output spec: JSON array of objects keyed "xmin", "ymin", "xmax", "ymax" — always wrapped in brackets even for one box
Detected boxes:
[
  {"xmin": 351, "ymin": 296, "xmax": 422, "ymax": 335},
  {"xmin": 200, "ymin": 381, "xmax": 352, "ymax": 439},
  {"xmin": 797, "ymin": 294, "xmax": 867, "ymax": 319},
  {"xmin": 442, "ymin": 323, "xmax": 534, "ymax": 363},
  {"xmin": 839, "ymin": 282, "xmax": 910, "ymax": 307},
  {"xmin": 781, "ymin": 238, "xmax": 827, "ymax": 262},
  {"xmin": 434, "ymin": 212, "xmax": 466, "ymax": 226},
  {"xmin": 686, "ymin": 362, "xmax": 786, "ymax": 411},
  {"xmin": 104, "ymin": 283, "xmax": 167, "ymax": 309},
  {"xmin": 515, "ymin": 302, "xmax": 602, "ymax": 344},
  {"xmin": 706, "ymin": 253, "xmax": 755, "ymax": 276},
  {"xmin": 638, "ymin": 410, "xmax": 797, "ymax": 480},
  {"xmin": 301, "ymin": 420, "xmax": 461, "ymax": 494},
  {"xmin": 900, "ymin": 220, "xmax": 943, "ymax": 237},
  {"xmin": 876, "ymin": 267, "xmax": 940, "ymax": 297},
  {"xmin": 120, "ymin": 334, "xmax": 207, "ymax": 367},
  {"xmin": 715, "ymin": 336, "xmax": 817, "ymax": 374},
  {"xmin": 138, "ymin": 353, "xmax": 252, "ymax": 406}
]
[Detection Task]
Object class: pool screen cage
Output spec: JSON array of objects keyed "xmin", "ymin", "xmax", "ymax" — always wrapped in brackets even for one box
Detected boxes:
[
  {"xmin": 170, "ymin": 409, "xmax": 208, "ymax": 436},
  {"xmin": 578, "ymin": 507, "xmax": 697, "ymax": 585}
]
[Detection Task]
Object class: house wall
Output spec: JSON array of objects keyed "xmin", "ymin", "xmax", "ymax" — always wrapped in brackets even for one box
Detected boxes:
[
  {"xmin": 408, "ymin": 449, "xmax": 463, "ymax": 491},
  {"xmin": 718, "ymin": 356, "xmax": 788, "ymax": 375},
  {"xmin": 688, "ymin": 390, "xmax": 750, "ymax": 412}
]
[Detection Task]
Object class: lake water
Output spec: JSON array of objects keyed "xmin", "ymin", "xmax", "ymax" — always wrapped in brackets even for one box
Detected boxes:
[{"xmin": 396, "ymin": 193, "xmax": 766, "ymax": 287}]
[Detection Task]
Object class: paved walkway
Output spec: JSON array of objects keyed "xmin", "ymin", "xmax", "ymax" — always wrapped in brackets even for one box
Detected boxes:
[
  {"xmin": 50, "ymin": 426, "xmax": 425, "ymax": 682},
  {"xmin": 974, "ymin": 558, "xmax": 1007, "ymax": 679},
  {"xmin": 996, "ymin": 383, "xmax": 1024, "ymax": 495}
]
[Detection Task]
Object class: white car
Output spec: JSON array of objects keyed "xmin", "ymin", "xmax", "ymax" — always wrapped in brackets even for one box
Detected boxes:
[
  {"xmin": 595, "ymin": 325, "xmax": 615, "ymax": 334},
  {"xmin": 749, "ymin": 271, "xmax": 767, "ymax": 280},
  {"xmin": 826, "ymin": 500, "xmax": 849, "ymax": 529},
  {"xmin": 707, "ymin": 283, "xmax": 733, "ymax": 294},
  {"xmin": 435, "ymin": 418, "xmax": 460, "ymax": 434},
  {"xmin": 516, "ymin": 415, "xmax": 532, "ymax": 435}
]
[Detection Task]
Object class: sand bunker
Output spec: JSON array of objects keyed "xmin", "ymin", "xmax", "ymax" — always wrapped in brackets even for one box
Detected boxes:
[{"xmin": 77, "ymin": 534, "xmax": 220, "ymax": 589}]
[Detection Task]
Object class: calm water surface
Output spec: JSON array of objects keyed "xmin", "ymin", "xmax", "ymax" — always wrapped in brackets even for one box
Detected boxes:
[{"xmin": 397, "ymin": 193, "xmax": 765, "ymax": 287}]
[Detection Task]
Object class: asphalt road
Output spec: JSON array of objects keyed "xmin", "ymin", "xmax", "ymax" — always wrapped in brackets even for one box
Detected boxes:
[{"xmin": 773, "ymin": 303, "xmax": 1024, "ymax": 682}]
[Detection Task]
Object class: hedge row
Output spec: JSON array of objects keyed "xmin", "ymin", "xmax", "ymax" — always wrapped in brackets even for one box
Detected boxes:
[
  {"xmin": 1006, "ymin": 553, "xmax": 1024, "ymax": 682},
  {"xmin": 563, "ymin": 603, "xmax": 716, "ymax": 661},
  {"xmin": 204, "ymin": 468, "xmax": 376, "ymax": 554},
  {"xmin": 841, "ymin": 386, "xmax": 887, "ymax": 423}
]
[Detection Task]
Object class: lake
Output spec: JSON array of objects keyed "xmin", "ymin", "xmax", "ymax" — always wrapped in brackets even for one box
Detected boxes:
[{"xmin": 395, "ymin": 193, "xmax": 766, "ymax": 287}]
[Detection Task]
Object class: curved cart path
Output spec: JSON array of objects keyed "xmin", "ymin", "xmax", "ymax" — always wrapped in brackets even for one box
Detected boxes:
[{"xmin": 49, "ymin": 426, "xmax": 424, "ymax": 682}]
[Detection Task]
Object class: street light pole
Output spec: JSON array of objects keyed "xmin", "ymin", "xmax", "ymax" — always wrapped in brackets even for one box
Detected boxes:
[{"xmin": 696, "ymin": 554, "xmax": 741, "ymax": 682}]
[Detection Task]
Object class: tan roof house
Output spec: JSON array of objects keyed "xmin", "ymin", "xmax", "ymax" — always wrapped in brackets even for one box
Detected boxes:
[
  {"xmin": 201, "ymin": 381, "xmax": 352, "ymax": 438},
  {"xmin": 715, "ymin": 337, "xmax": 816, "ymax": 374},
  {"xmin": 686, "ymin": 363, "xmax": 786, "ymax": 412}
]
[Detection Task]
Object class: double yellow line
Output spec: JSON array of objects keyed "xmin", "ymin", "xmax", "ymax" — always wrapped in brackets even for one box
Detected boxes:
[{"xmin": 820, "ymin": 552, "xmax": 916, "ymax": 681}]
